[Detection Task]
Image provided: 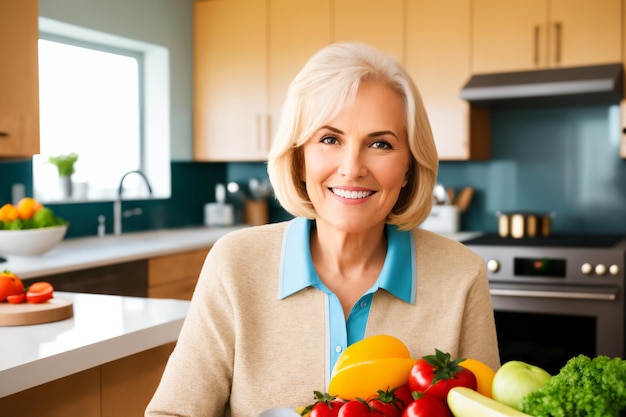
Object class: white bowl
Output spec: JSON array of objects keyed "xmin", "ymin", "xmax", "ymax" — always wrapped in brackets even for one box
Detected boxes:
[{"xmin": 0, "ymin": 225, "xmax": 68, "ymax": 257}]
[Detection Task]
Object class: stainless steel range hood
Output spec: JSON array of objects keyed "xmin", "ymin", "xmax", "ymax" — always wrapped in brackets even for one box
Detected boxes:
[{"xmin": 460, "ymin": 63, "xmax": 623, "ymax": 108}]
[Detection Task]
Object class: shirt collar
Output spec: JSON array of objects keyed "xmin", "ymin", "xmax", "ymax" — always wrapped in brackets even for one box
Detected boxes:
[{"xmin": 278, "ymin": 218, "xmax": 416, "ymax": 304}]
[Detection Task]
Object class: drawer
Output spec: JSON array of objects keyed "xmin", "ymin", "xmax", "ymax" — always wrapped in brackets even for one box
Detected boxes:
[{"xmin": 147, "ymin": 247, "xmax": 211, "ymax": 298}]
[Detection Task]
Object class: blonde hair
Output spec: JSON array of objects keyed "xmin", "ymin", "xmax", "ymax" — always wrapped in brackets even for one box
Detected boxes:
[{"xmin": 267, "ymin": 42, "xmax": 438, "ymax": 230}]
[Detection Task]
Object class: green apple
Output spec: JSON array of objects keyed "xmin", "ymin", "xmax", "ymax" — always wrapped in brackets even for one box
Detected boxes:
[{"xmin": 491, "ymin": 360, "xmax": 551, "ymax": 410}]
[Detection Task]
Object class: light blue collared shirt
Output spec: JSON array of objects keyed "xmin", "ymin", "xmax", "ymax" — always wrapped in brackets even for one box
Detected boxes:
[{"xmin": 278, "ymin": 218, "xmax": 417, "ymax": 384}]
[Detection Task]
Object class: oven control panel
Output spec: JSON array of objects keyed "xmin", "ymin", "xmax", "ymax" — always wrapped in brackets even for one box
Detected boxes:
[
  {"xmin": 486, "ymin": 257, "xmax": 622, "ymax": 278},
  {"xmin": 467, "ymin": 243, "xmax": 625, "ymax": 287}
]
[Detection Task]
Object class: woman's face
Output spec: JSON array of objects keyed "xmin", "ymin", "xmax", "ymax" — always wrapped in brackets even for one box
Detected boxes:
[{"xmin": 302, "ymin": 81, "xmax": 411, "ymax": 234}]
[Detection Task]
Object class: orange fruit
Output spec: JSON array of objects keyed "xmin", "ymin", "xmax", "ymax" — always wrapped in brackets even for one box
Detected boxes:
[
  {"xmin": 459, "ymin": 358, "xmax": 496, "ymax": 398},
  {"xmin": 0, "ymin": 203, "xmax": 19, "ymax": 223},
  {"xmin": 0, "ymin": 270, "xmax": 25, "ymax": 302},
  {"xmin": 16, "ymin": 197, "xmax": 43, "ymax": 220}
]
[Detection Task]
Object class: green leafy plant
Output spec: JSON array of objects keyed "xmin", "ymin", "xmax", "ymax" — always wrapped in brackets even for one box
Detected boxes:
[
  {"xmin": 521, "ymin": 354, "xmax": 626, "ymax": 417},
  {"xmin": 48, "ymin": 152, "xmax": 79, "ymax": 176}
]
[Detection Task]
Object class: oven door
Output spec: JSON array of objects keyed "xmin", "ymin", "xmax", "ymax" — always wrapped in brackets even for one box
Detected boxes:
[{"xmin": 489, "ymin": 282, "xmax": 623, "ymax": 375}]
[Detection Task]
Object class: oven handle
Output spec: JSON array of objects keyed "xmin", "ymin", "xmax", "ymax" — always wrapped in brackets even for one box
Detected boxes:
[{"xmin": 490, "ymin": 288, "xmax": 617, "ymax": 301}]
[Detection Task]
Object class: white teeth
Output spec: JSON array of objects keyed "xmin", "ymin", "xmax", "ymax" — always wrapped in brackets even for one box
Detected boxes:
[{"xmin": 331, "ymin": 188, "xmax": 373, "ymax": 199}]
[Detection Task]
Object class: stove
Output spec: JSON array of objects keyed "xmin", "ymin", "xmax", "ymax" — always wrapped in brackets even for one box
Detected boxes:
[
  {"xmin": 462, "ymin": 234, "xmax": 626, "ymax": 286},
  {"xmin": 462, "ymin": 233, "xmax": 626, "ymax": 373}
]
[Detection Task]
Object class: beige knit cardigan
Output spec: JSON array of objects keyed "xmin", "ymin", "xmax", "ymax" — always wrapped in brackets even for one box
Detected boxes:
[{"xmin": 145, "ymin": 221, "xmax": 500, "ymax": 417}]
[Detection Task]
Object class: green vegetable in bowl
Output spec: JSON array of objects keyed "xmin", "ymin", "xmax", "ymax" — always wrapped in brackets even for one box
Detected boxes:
[
  {"xmin": 520, "ymin": 354, "xmax": 626, "ymax": 417},
  {"xmin": 0, "ymin": 207, "xmax": 68, "ymax": 230},
  {"xmin": 33, "ymin": 207, "xmax": 64, "ymax": 228}
]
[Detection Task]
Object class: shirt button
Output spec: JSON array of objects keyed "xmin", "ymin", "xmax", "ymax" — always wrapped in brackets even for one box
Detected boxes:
[
  {"xmin": 335, "ymin": 345, "xmax": 342, "ymax": 353},
  {"xmin": 360, "ymin": 300, "xmax": 368, "ymax": 309}
]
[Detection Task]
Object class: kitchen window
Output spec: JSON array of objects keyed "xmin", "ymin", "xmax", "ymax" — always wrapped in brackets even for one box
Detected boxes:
[{"xmin": 33, "ymin": 17, "xmax": 171, "ymax": 202}]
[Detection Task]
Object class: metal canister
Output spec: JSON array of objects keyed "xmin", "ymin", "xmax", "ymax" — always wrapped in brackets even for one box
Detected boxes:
[
  {"xmin": 498, "ymin": 213, "xmax": 510, "ymax": 238},
  {"xmin": 510, "ymin": 213, "xmax": 526, "ymax": 238},
  {"xmin": 498, "ymin": 212, "xmax": 553, "ymax": 238}
]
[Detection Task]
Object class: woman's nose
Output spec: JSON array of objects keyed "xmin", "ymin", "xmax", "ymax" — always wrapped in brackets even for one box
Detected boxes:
[{"xmin": 336, "ymin": 147, "xmax": 367, "ymax": 178}]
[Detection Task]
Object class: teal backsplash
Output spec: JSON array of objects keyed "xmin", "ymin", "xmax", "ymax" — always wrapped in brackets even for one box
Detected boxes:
[
  {"xmin": 0, "ymin": 160, "xmax": 289, "ymax": 238},
  {"xmin": 439, "ymin": 104, "xmax": 626, "ymax": 234},
  {"xmin": 1, "ymin": 104, "xmax": 625, "ymax": 237}
]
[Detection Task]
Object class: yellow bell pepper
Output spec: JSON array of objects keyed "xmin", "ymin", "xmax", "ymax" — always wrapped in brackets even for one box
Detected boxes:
[{"xmin": 328, "ymin": 334, "xmax": 416, "ymax": 401}]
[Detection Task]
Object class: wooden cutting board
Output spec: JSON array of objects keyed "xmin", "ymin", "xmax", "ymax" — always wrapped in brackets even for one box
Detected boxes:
[{"xmin": 0, "ymin": 298, "xmax": 73, "ymax": 326}]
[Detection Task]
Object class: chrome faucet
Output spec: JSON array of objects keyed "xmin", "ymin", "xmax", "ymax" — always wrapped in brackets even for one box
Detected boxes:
[{"xmin": 113, "ymin": 170, "xmax": 154, "ymax": 235}]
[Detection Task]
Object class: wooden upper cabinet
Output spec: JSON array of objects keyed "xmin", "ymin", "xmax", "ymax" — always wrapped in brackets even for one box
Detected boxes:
[
  {"xmin": 472, "ymin": 0, "xmax": 622, "ymax": 74},
  {"xmin": 406, "ymin": 0, "xmax": 489, "ymax": 160},
  {"xmin": 549, "ymin": 0, "xmax": 622, "ymax": 67},
  {"xmin": 332, "ymin": 0, "xmax": 404, "ymax": 63},
  {"xmin": 193, "ymin": 0, "xmax": 330, "ymax": 162},
  {"xmin": 193, "ymin": 0, "xmax": 267, "ymax": 161},
  {"xmin": 0, "ymin": 0, "xmax": 40, "ymax": 158},
  {"xmin": 268, "ymin": 0, "xmax": 331, "ymax": 142}
]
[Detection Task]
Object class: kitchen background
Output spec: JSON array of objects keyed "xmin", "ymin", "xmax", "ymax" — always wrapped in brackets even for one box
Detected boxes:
[{"xmin": 1, "ymin": 0, "xmax": 625, "ymax": 238}]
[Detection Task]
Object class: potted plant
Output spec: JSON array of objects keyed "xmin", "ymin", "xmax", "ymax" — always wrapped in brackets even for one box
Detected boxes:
[
  {"xmin": 48, "ymin": 152, "xmax": 79, "ymax": 177},
  {"xmin": 48, "ymin": 153, "xmax": 79, "ymax": 198}
]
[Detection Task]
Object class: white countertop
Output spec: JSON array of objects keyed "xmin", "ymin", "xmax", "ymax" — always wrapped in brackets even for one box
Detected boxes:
[
  {"xmin": 0, "ymin": 291, "xmax": 190, "ymax": 398},
  {"xmin": 3, "ymin": 225, "xmax": 243, "ymax": 279},
  {"xmin": 2, "ymin": 224, "xmax": 479, "ymax": 280}
]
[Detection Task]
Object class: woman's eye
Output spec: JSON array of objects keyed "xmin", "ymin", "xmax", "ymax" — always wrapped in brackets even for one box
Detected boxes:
[
  {"xmin": 320, "ymin": 135, "xmax": 339, "ymax": 145},
  {"xmin": 371, "ymin": 140, "xmax": 392, "ymax": 149}
]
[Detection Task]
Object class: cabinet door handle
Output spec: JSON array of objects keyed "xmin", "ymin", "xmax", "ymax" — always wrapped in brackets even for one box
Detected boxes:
[
  {"xmin": 256, "ymin": 114, "xmax": 263, "ymax": 152},
  {"xmin": 0, "ymin": 132, "xmax": 8, "ymax": 137},
  {"xmin": 533, "ymin": 25, "xmax": 541, "ymax": 65},
  {"xmin": 256, "ymin": 114, "xmax": 271, "ymax": 154},
  {"xmin": 553, "ymin": 22, "xmax": 562, "ymax": 65},
  {"xmin": 265, "ymin": 114, "xmax": 271, "ymax": 153}
]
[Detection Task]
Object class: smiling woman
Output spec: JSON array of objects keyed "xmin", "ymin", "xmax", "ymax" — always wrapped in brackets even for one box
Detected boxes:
[
  {"xmin": 32, "ymin": 18, "xmax": 171, "ymax": 203},
  {"xmin": 145, "ymin": 42, "xmax": 500, "ymax": 417}
]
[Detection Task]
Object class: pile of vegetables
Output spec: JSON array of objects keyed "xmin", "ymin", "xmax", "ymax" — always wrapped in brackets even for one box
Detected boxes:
[
  {"xmin": 295, "ymin": 335, "xmax": 626, "ymax": 417},
  {"xmin": 520, "ymin": 354, "xmax": 626, "ymax": 417},
  {"xmin": 299, "ymin": 336, "xmax": 482, "ymax": 417},
  {"xmin": 0, "ymin": 197, "xmax": 68, "ymax": 230}
]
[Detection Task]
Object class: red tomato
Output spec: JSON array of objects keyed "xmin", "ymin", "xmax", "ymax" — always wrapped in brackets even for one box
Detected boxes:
[
  {"xmin": 408, "ymin": 349, "xmax": 477, "ymax": 403},
  {"xmin": 310, "ymin": 400, "xmax": 344, "ymax": 417},
  {"xmin": 367, "ymin": 388, "xmax": 405, "ymax": 417},
  {"xmin": 401, "ymin": 392, "xmax": 451, "ymax": 417},
  {"xmin": 7, "ymin": 292, "xmax": 26, "ymax": 304},
  {"xmin": 26, "ymin": 281, "xmax": 54, "ymax": 304},
  {"xmin": 308, "ymin": 391, "xmax": 344, "ymax": 417},
  {"xmin": 0, "ymin": 270, "xmax": 24, "ymax": 302},
  {"xmin": 337, "ymin": 399, "xmax": 371, "ymax": 417},
  {"xmin": 391, "ymin": 385, "xmax": 414, "ymax": 409}
]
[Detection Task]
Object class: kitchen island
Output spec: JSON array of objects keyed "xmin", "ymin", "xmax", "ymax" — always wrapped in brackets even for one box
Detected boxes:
[{"xmin": 0, "ymin": 291, "xmax": 190, "ymax": 416}]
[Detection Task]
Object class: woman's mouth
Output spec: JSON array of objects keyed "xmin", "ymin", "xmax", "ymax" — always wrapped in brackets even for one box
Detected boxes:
[{"xmin": 330, "ymin": 188, "xmax": 374, "ymax": 199}]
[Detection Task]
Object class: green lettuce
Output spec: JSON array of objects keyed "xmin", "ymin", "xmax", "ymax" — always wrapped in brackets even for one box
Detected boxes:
[{"xmin": 520, "ymin": 354, "xmax": 626, "ymax": 417}]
